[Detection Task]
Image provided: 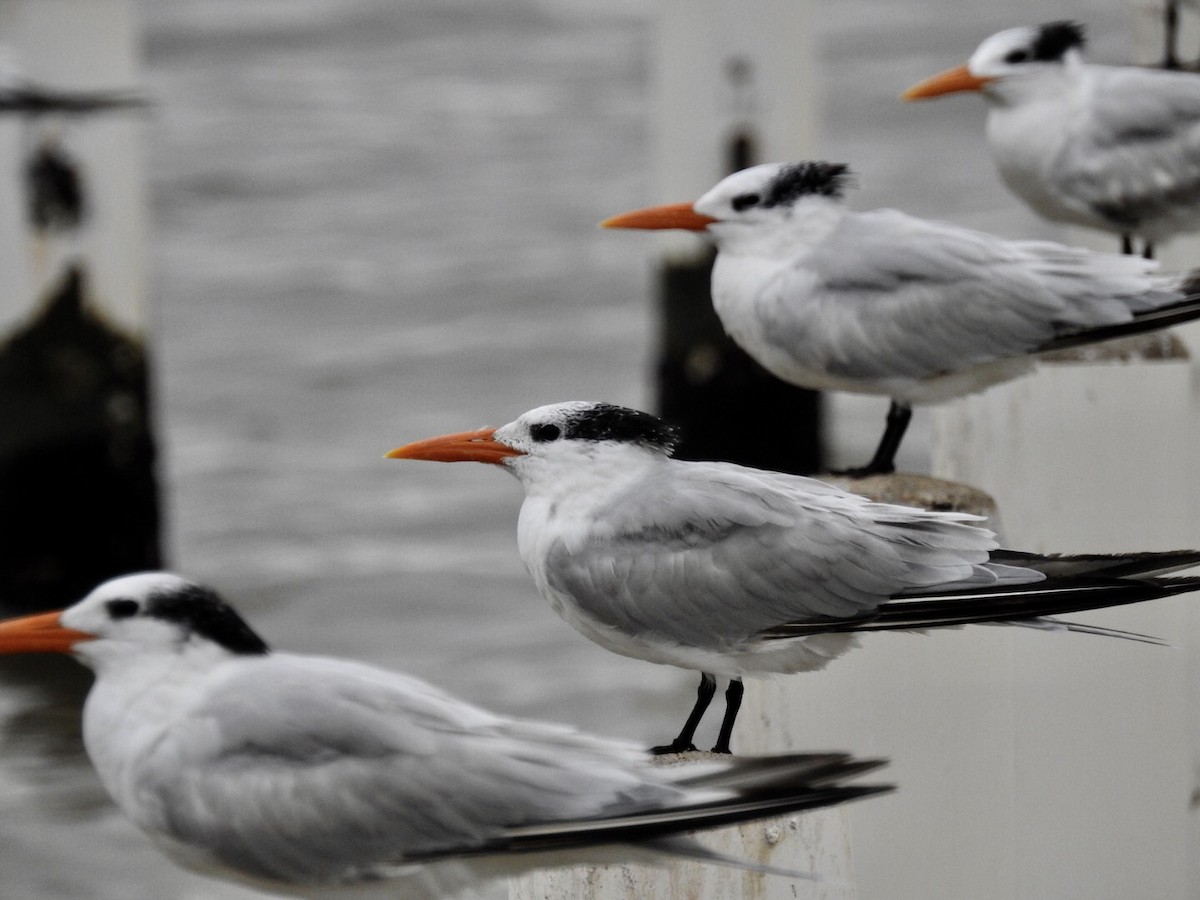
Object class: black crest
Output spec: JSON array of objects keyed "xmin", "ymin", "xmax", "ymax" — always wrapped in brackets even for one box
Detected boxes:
[
  {"xmin": 763, "ymin": 162, "xmax": 852, "ymax": 208},
  {"xmin": 146, "ymin": 583, "xmax": 270, "ymax": 656},
  {"xmin": 562, "ymin": 404, "xmax": 680, "ymax": 453},
  {"xmin": 1031, "ymin": 21, "xmax": 1085, "ymax": 61}
]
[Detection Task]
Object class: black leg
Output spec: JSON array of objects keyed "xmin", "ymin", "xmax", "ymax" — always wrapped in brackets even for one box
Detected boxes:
[
  {"xmin": 1166, "ymin": 0, "xmax": 1181, "ymax": 70},
  {"xmin": 1143, "ymin": 241, "xmax": 1156, "ymax": 261},
  {"xmin": 651, "ymin": 672, "xmax": 716, "ymax": 754},
  {"xmin": 836, "ymin": 401, "xmax": 912, "ymax": 478},
  {"xmin": 1122, "ymin": 233, "xmax": 1134, "ymax": 255},
  {"xmin": 711, "ymin": 678, "xmax": 744, "ymax": 754}
]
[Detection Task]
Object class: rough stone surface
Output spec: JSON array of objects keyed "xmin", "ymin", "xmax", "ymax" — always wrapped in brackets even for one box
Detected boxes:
[{"xmin": 821, "ymin": 472, "xmax": 997, "ymax": 518}]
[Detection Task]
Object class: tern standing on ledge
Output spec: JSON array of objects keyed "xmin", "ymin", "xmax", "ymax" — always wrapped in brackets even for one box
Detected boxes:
[
  {"xmin": 0, "ymin": 572, "xmax": 891, "ymax": 900},
  {"xmin": 903, "ymin": 21, "xmax": 1200, "ymax": 259},
  {"xmin": 389, "ymin": 401, "xmax": 1200, "ymax": 754},
  {"xmin": 602, "ymin": 162, "xmax": 1200, "ymax": 475}
]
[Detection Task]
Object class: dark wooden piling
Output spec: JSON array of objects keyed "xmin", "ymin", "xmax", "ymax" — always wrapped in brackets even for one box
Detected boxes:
[{"xmin": 0, "ymin": 264, "xmax": 160, "ymax": 613}]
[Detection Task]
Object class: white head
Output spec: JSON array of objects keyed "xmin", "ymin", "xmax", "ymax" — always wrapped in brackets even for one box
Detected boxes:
[
  {"xmin": 694, "ymin": 162, "xmax": 853, "ymax": 240},
  {"xmin": 968, "ymin": 21, "xmax": 1086, "ymax": 80},
  {"xmin": 601, "ymin": 161, "xmax": 855, "ymax": 250},
  {"xmin": 0, "ymin": 572, "xmax": 270, "ymax": 672},
  {"xmin": 903, "ymin": 21, "xmax": 1087, "ymax": 105},
  {"xmin": 387, "ymin": 401, "xmax": 680, "ymax": 486}
]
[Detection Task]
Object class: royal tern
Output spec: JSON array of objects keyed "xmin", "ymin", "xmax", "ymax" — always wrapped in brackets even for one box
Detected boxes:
[
  {"xmin": 388, "ymin": 400, "xmax": 1200, "ymax": 753},
  {"xmin": 0, "ymin": 572, "xmax": 890, "ymax": 899},
  {"xmin": 601, "ymin": 161, "xmax": 1200, "ymax": 475},
  {"xmin": 903, "ymin": 20, "xmax": 1200, "ymax": 258}
]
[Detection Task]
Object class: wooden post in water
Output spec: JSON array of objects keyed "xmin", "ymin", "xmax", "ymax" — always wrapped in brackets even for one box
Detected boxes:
[
  {"xmin": 648, "ymin": 0, "xmax": 823, "ymax": 474},
  {"xmin": 0, "ymin": 0, "xmax": 157, "ymax": 613}
]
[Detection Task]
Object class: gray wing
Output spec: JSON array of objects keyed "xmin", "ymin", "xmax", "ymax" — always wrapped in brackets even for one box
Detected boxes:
[
  {"xmin": 1057, "ymin": 66, "xmax": 1200, "ymax": 228},
  {"xmin": 1085, "ymin": 66, "xmax": 1200, "ymax": 145},
  {"xmin": 138, "ymin": 656, "xmax": 663, "ymax": 885},
  {"xmin": 762, "ymin": 209, "xmax": 1167, "ymax": 382},
  {"xmin": 544, "ymin": 462, "xmax": 1016, "ymax": 650}
]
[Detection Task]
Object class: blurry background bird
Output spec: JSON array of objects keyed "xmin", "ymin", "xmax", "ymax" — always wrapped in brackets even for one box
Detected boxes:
[
  {"xmin": 603, "ymin": 161, "xmax": 1200, "ymax": 475},
  {"xmin": 903, "ymin": 20, "xmax": 1200, "ymax": 259}
]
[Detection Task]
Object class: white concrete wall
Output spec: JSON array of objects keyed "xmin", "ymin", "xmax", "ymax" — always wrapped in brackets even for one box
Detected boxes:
[
  {"xmin": 931, "ymin": 351, "xmax": 1199, "ymax": 899},
  {"xmin": 890, "ymin": 16, "xmax": 1200, "ymax": 883}
]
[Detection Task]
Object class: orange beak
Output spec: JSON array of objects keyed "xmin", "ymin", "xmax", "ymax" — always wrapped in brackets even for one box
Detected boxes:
[
  {"xmin": 385, "ymin": 427, "xmax": 524, "ymax": 465},
  {"xmin": 0, "ymin": 610, "xmax": 94, "ymax": 654},
  {"xmin": 901, "ymin": 64, "xmax": 994, "ymax": 100},
  {"xmin": 600, "ymin": 202, "xmax": 718, "ymax": 232}
]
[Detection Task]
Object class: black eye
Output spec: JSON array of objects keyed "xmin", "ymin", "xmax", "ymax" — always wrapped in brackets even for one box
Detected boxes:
[
  {"xmin": 1004, "ymin": 49, "xmax": 1029, "ymax": 64},
  {"xmin": 530, "ymin": 423, "xmax": 561, "ymax": 443},
  {"xmin": 731, "ymin": 193, "xmax": 760, "ymax": 212},
  {"xmin": 106, "ymin": 599, "xmax": 139, "ymax": 619}
]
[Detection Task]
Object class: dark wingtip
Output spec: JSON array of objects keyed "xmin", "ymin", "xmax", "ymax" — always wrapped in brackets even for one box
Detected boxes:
[
  {"xmin": 990, "ymin": 549, "xmax": 1200, "ymax": 579},
  {"xmin": 405, "ymin": 751, "xmax": 891, "ymax": 863}
]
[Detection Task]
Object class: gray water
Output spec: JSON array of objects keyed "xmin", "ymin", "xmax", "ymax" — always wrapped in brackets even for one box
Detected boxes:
[{"xmin": 0, "ymin": 2, "xmax": 1139, "ymax": 897}]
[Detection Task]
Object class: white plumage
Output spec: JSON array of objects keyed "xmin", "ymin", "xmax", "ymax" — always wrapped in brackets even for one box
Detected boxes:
[
  {"xmin": 388, "ymin": 401, "xmax": 1200, "ymax": 752},
  {"xmin": 904, "ymin": 20, "xmax": 1200, "ymax": 255},
  {"xmin": 0, "ymin": 572, "xmax": 889, "ymax": 899},
  {"xmin": 603, "ymin": 162, "xmax": 1200, "ymax": 473}
]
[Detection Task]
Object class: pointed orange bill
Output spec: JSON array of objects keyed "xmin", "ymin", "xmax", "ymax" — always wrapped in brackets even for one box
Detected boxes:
[
  {"xmin": 901, "ymin": 64, "xmax": 993, "ymax": 100},
  {"xmin": 600, "ymin": 202, "xmax": 718, "ymax": 232},
  {"xmin": 0, "ymin": 610, "xmax": 94, "ymax": 654},
  {"xmin": 385, "ymin": 427, "xmax": 523, "ymax": 465}
]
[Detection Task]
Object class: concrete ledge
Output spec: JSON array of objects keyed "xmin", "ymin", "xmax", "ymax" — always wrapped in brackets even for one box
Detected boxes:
[{"xmin": 821, "ymin": 473, "xmax": 996, "ymax": 518}]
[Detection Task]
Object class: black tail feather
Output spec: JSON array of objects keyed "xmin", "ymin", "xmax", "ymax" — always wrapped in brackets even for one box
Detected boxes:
[
  {"xmin": 988, "ymin": 548, "xmax": 1200, "ymax": 579},
  {"xmin": 673, "ymin": 752, "xmax": 888, "ymax": 791},
  {"xmin": 761, "ymin": 573, "xmax": 1200, "ymax": 638},
  {"xmin": 1037, "ymin": 293, "xmax": 1200, "ymax": 354},
  {"xmin": 405, "ymin": 753, "xmax": 891, "ymax": 862}
]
